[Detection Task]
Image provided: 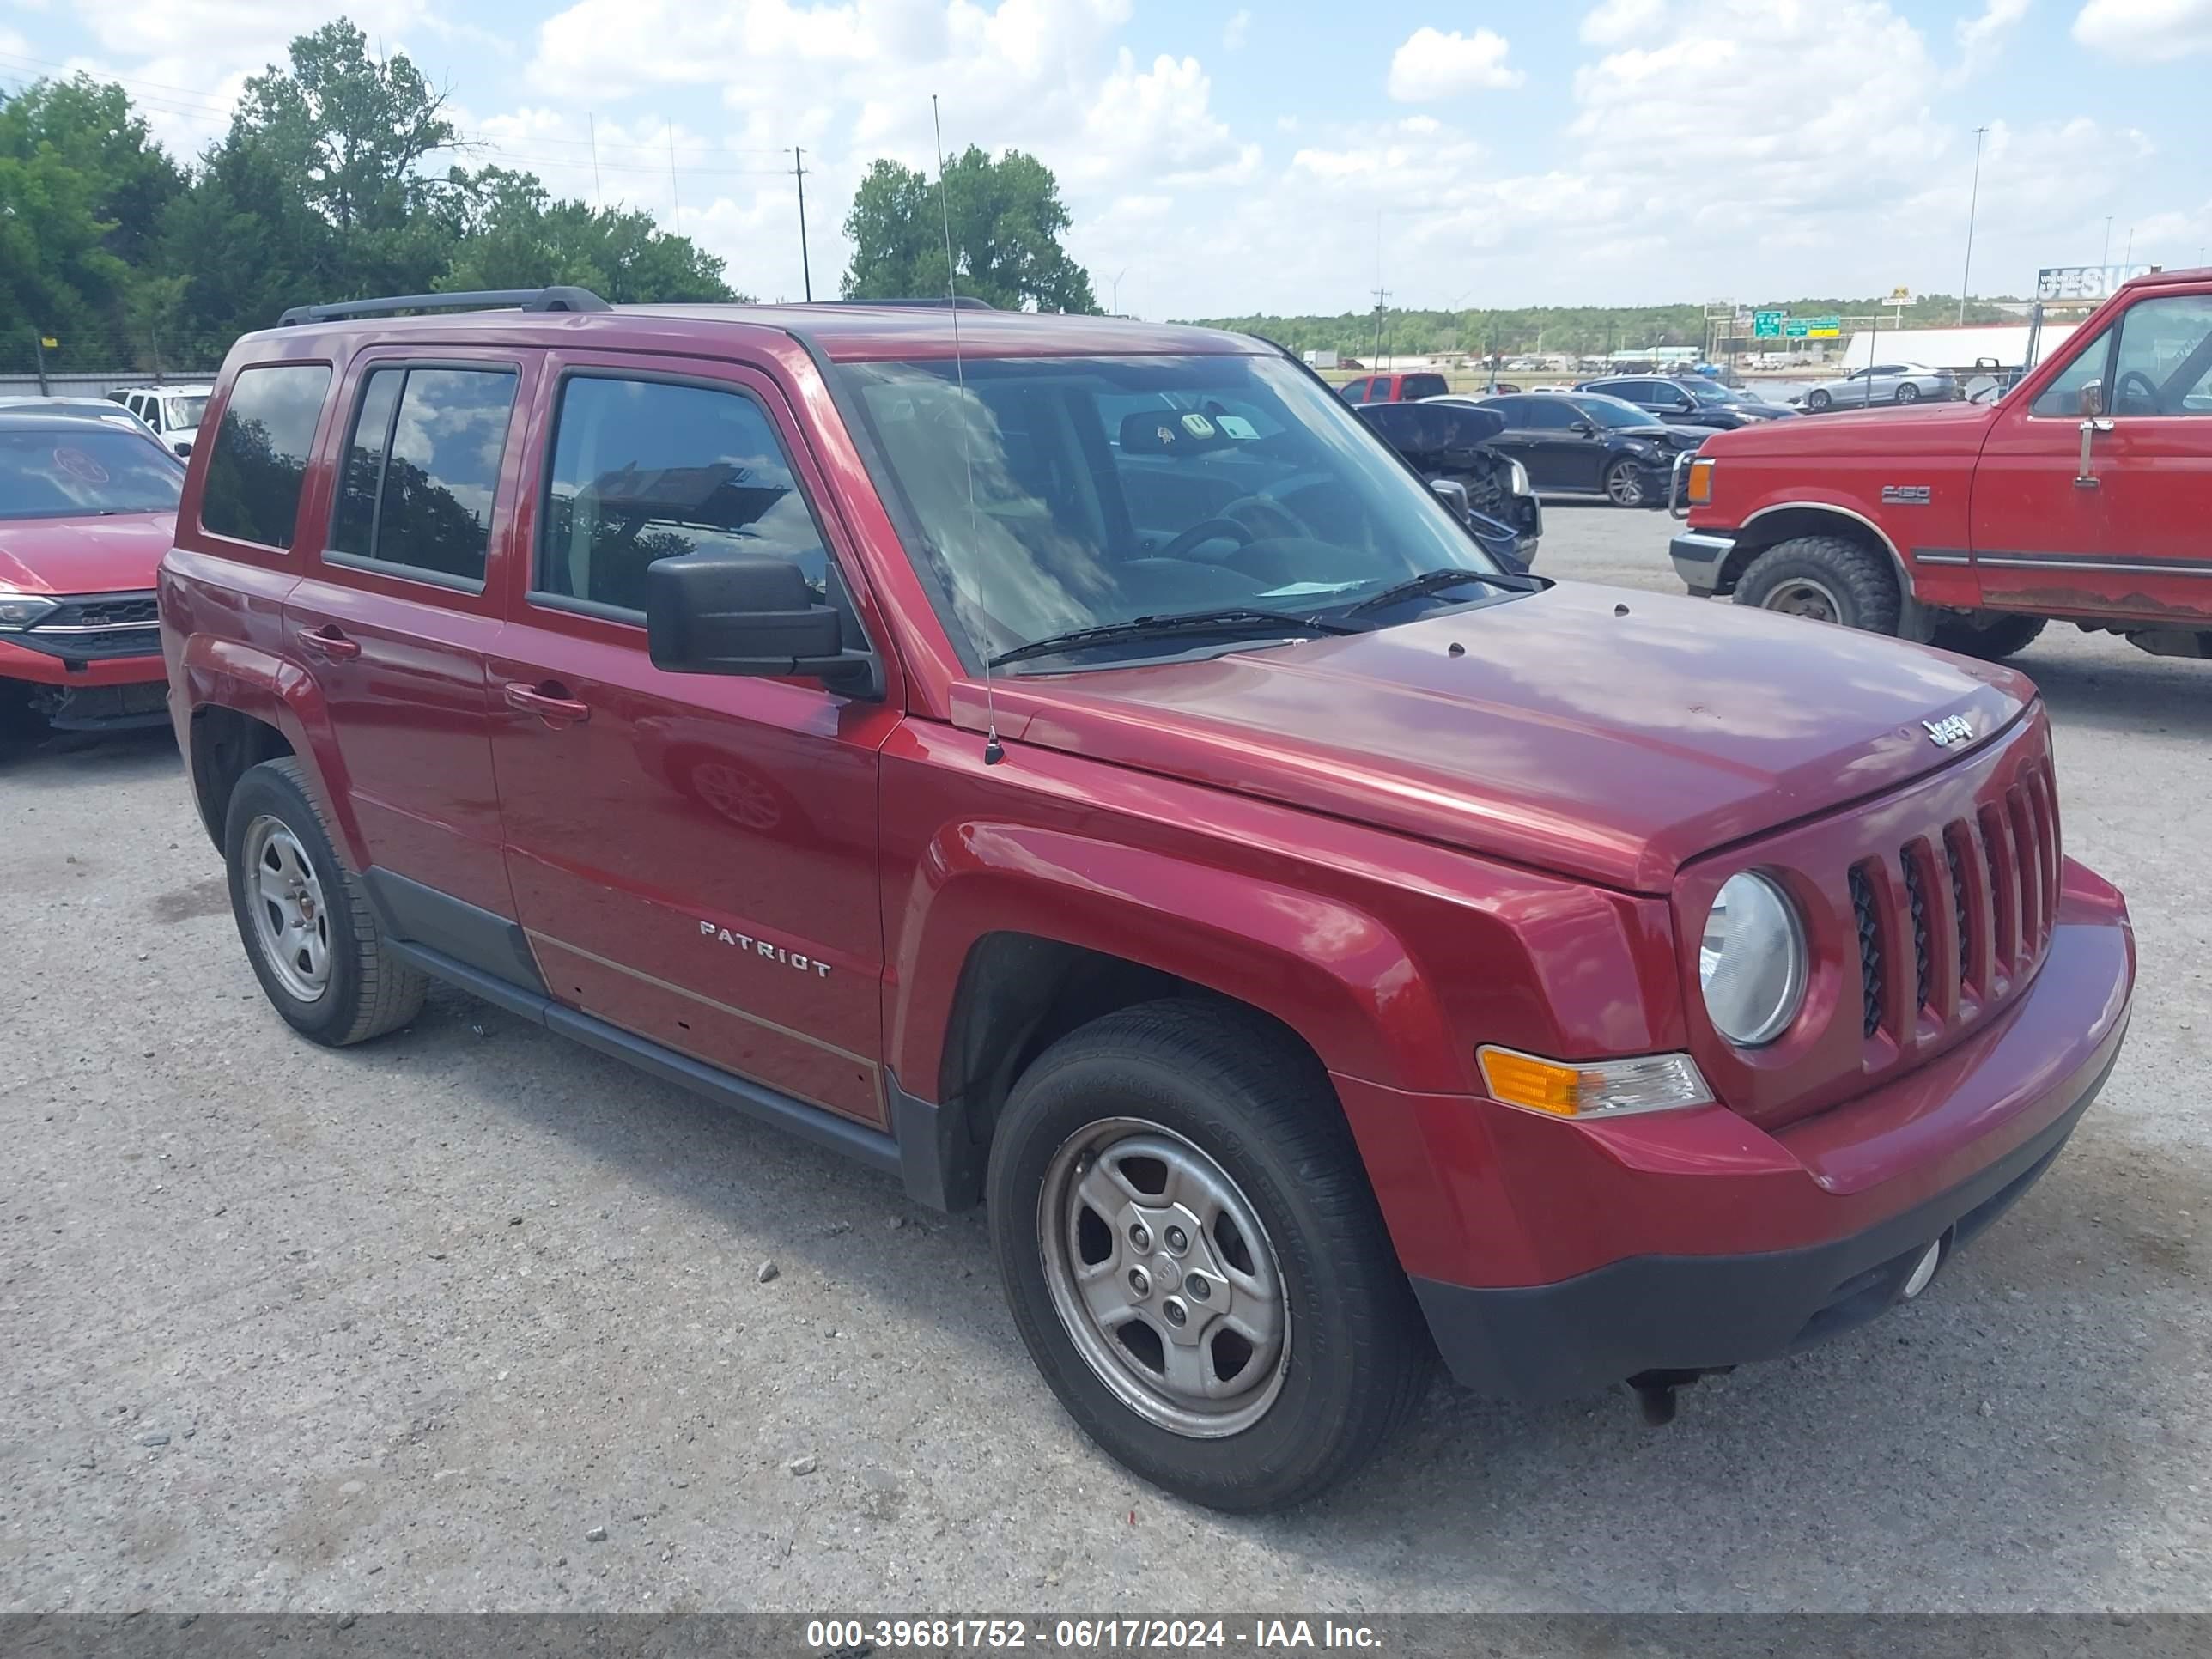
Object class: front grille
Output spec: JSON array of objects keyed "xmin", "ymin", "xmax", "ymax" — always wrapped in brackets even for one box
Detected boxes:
[
  {"xmin": 1850, "ymin": 866, "xmax": 1882, "ymax": 1038},
  {"xmin": 15, "ymin": 590, "xmax": 161, "ymax": 662},
  {"xmin": 1850, "ymin": 757, "xmax": 2058, "ymax": 1047}
]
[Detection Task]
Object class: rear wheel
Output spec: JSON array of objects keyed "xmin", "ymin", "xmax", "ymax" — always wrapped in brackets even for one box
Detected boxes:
[
  {"xmin": 987, "ymin": 1000, "xmax": 1428, "ymax": 1512},
  {"xmin": 1931, "ymin": 611, "xmax": 2046, "ymax": 660},
  {"xmin": 1735, "ymin": 535, "xmax": 1902, "ymax": 635},
  {"xmin": 224, "ymin": 757, "xmax": 426, "ymax": 1046},
  {"xmin": 1603, "ymin": 459, "xmax": 1650, "ymax": 507},
  {"xmin": 1896, "ymin": 381, "xmax": 1922, "ymax": 404}
]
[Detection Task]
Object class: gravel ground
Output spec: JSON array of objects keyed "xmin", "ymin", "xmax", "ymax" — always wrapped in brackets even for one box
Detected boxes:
[{"xmin": 2, "ymin": 505, "xmax": 2208, "ymax": 1614}]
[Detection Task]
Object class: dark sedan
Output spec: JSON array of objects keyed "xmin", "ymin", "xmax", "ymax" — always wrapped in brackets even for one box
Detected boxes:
[
  {"xmin": 1576, "ymin": 374, "xmax": 1796, "ymax": 428},
  {"xmin": 1435, "ymin": 392, "xmax": 1702, "ymax": 507}
]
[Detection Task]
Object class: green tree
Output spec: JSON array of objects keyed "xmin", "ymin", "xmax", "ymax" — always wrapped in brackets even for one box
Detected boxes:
[
  {"xmin": 438, "ymin": 167, "xmax": 741, "ymax": 302},
  {"xmin": 842, "ymin": 146, "xmax": 1097, "ymax": 313},
  {"xmin": 0, "ymin": 76, "xmax": 185, "ymax": 368}
]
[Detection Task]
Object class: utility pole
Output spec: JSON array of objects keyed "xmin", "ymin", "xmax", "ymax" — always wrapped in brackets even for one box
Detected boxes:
[
  {"xmin": 588, "ymin": 113, "xmax": 604, "ymax": 210},
  {"xmin": 2124, "ymin": 226, "xmax": 2134, "ymax": 266},
  {"xmin": 31, "ymin": 330, "xmax": 51, "ymax": 397},
  {"xmin": 2102, "ymin": 216, "xmax": 2113, "ymax": 265},
  {"xmin": 792, "ymin": 148, "xmax": 813, "ymax": 301},
  {"xmin": 1372, "ymin": 288, "xmax": 1389, "ymax": 370},
  {"xmin": 1110, "ymin": 268, "xmax": 1127, "ymax": 314},
  {"xmin": 667, "ymin": 123, "xmax": 682, "ymax": 232},
  {"xmin": 1959, "ymin": 125, "xmax": 1988, "ymax": 325}
]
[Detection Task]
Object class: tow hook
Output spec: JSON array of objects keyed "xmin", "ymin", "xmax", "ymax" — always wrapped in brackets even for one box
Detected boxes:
[{"xmin": 1626, "ymin": 1367, "xmax": 1731, "ymax": 1426}]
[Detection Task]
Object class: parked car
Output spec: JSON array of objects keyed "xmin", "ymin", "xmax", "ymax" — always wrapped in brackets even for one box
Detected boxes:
[
  {"xmin": 1797, "ymin": 363, "xmax": 1957, "ymax": 412},
  {"xmin": 1444, "ymin": 392, "xmax": 1703, "ymax": 507},
  {"xmin": 1576, "ymin": 375, "xmax": 1791, "ymax": 428},
  {"xmin": 0, "ymin": 393, "xmax": 168, "ymax": 448},
  {"xmin": 1, "ymin": 404, "xmax": 184, "ymax": 747},
  {"xmin": 164, "ymin": 286, "xmax": 2131, "ymax": 1512},
  {"xmin": 1672, "ymin": 264, "xmax": 2212, "ymax": 664},
  {"xmin": 1337, "ymin": 370, "xmax": 1449, "ymax": 405},
  {"xmin": 106, "ymin": 382, "xmax": 214, "ymax": 456},
  {"xmin": 1355, "ymin": 398, "xmax": 1541, "ymax": 564}
]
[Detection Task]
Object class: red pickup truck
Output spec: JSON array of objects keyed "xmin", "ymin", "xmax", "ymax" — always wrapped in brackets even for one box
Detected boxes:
[
  {"xmin": 161, "ymin": 289, "xmax": 2133, "ymax": 1511},
  {"xmin": 1673, "ymin": 264, "xmax": 2212, "ymax": 661}
]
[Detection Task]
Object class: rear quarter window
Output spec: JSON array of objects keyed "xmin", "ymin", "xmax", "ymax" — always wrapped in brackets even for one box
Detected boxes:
[
  {"xmin": 198, "ymin": 364, "xmax": 333, "ymax": 549},
  {"xmin": 1402, "ymin": 374, "xmax": 1448, "ymax": 400}
]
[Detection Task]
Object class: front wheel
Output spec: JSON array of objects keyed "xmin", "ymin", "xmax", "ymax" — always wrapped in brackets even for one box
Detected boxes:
[
  {"xmin": 1603, "ymin": 459, "xmax": 1650, "ymax": 507},
  {"xmin": 1735, "ymin": 535, "xmax": 1902, "ymax": 634},
  {"xmin": 987, "ymin": 1000, "xmax": 1428, "ymax": 1512},
  {"xmin": 1807, "ymin": 388, "xmax": 1832, "ymax": 412}
]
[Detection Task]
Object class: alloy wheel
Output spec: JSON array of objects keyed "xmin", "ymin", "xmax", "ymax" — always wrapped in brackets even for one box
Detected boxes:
[{"xmin": 1038, "ymin": 1118, "xmax": 1290, "ymax": 1438}]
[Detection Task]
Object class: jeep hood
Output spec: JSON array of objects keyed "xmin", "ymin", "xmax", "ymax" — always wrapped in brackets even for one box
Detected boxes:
[
  {"xmin": 0, "ymin": 511, "xmax": 173, "ymax": 597},
  {"xmin": 995, "ymin": 583, "xmax": 2031, "ymax": 893}
]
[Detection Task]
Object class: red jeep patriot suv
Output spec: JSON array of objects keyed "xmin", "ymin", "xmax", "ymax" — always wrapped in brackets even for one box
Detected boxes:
[{"xmin": 161, "ymin": 288, "xmax": 2135, "ymax": 1512}]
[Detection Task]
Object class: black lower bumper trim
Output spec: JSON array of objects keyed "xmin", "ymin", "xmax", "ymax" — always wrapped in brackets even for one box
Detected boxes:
[
  {"xmin": 1413, "ymin": 1045, "xmax": 2117, "ymax": 1401},
  {"xmin": 25, "ymin": 678, "xmax": 172, "ymax": 731}
]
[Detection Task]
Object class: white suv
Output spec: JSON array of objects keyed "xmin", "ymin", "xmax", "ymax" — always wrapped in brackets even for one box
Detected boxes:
[{"xmin": 106, "ymin": 383, "xmax": 214, "ymax": 456}]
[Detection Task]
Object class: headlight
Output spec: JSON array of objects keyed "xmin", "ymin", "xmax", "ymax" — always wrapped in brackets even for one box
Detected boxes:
[
  {"xmin": 1507, "ymin": 459, "xmax": 1533, "ymax": 497},
  {"xmin": 0, "ymin": 594, "xmax": 59, "ymax": 631},
  {"xmin": 1699, "ymin": 872, "xmax": 1807, "ymax": 1046}
]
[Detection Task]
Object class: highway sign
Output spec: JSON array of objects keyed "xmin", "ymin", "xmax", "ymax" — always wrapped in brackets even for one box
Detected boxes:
[{"xmin": 1753, "ymin": 310, "xmax": 1784, "ymax": 339}]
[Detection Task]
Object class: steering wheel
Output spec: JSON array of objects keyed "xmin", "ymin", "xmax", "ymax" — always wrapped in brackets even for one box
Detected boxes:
[
  {"xmin": 1152, "ymin": 516, "xmax": 1255, "ymax": 561},
  {"xmin": 1220, "ymin": 493, "xmax": 1312, "ymax": 542},
  {"xmin": 2115, "ymin": 369, "xmax": 2160, "ymax": 415}
]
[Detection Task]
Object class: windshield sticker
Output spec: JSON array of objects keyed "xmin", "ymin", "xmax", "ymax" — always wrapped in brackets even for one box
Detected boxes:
[
  {"xmin": 1215, "ymin": 415, "xmax": 1259, "ymax": 440},
  {"xmin": 53, "ymin": 447, "xmax": 110, "ymax": 483},
  {"xmin": 1178, "ymin": 412, "xmax": 1217, "ymax": 439}
]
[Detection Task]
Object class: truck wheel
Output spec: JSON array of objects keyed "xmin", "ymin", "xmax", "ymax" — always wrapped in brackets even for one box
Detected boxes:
[
  {"xmin": 224, "ymin": 757, "xmax": 426, "ymax": 1047},
  {"xmin": 987, "ymin": 1000, "xmax": 1429, "ymax": 1512},
  {"xmin": 1931, "ymin": 612, "xmax": 2046, "ymax": 660},
  {"xmin": 1603, "ymin": 459, "xmax": 1650, "ymax": 507},
  {"xmin": 1735, "ymin": 536, "xmax": 1901, "ymax": 635}
]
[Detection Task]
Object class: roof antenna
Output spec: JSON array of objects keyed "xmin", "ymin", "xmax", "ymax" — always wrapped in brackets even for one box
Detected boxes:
[{"xmin": 933, "ymin": 94, "xmax": 1004, "ymax": 766}]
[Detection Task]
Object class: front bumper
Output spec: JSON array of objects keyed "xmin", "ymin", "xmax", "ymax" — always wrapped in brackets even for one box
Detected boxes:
[
  {"xmin": 1361, "ymin": 859, "xmax": 2133, "ymax": 1401},
  {"xmin": 1668, "ymin": 529, "xmax": 1736, "ymax": 597}
]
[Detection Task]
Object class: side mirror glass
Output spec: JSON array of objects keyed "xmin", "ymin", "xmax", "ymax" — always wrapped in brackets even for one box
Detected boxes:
[
  {"xmin": 2078, "ymin": 381, "xmax": 2105, "ymax": 418},
  {"xmin": 645, "ymin": 550, "xmax": 877, "ymax": 695}
]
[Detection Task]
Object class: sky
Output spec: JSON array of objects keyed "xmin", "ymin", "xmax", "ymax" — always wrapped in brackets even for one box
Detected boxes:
[{"xmin": 5, "ymin": 1, "xmax": 2212, "ymax": 318}]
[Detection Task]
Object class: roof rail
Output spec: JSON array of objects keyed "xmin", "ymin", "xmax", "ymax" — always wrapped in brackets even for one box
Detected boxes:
[
  {"xmin": 276, "ymin": 286, "xmax": 612, "ymax": 327},
  {"xmin": 806, "ymin": 295, "xmax": 997, "ymax": 311}
]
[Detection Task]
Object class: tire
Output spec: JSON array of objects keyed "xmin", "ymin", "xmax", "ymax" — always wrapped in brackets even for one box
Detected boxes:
[
  {"xmin": 1931, "ymin": 611, "xmax": 2046, "ymax": 660},
  {"xmin": 1807, "ymin": 388, "xmax": 1832, "ymax": 412},
  {"xmin": 1896, "ymin": 381, "xmax": 1921, "ymax": 404},
  {"xmin": 223, "ymin": 757, "xmax": 427, "ymax": 1046},
  {"xmin": 1734, "ymin": 534, "xmax": 1902, "ymax": 635},
  {"xmin": 987, "ymin": 1000, "xmax": 1429, "ymax": 1512},
  {"xmin": 1603, "ymin": 458, "xmax": 1650, "ymax": 508}
]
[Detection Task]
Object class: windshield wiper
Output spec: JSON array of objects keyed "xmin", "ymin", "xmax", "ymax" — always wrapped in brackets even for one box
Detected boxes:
[
  {"xmin": 1341, "ymin": 567, "xmax": 1535, "ymax": 617},
  {"xmin": 990, "ymin": 607, "xmax": 1359, "ymax": 668}
]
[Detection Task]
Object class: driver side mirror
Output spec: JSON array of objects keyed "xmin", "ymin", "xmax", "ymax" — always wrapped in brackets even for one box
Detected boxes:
[
  {"xmin": 646, "ymin": 550, "xmax": 878, "ymax": 696},
  {"xmin": 1571, "ymin": 418, "xmax": 1598, "ymax": 436},
  {"xmin": 2078, "ymin": 381, "xmax": 2106, "ymax": 418}
]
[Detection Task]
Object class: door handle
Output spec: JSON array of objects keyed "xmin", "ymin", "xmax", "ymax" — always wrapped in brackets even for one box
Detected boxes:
[
  {"xmin": 2075, "ymin": 417, "xmax": 2115, "ymax": 488},
  {"xmin": 295, "ymin": 625, "xmax": 362, "ymax": 660},
  {"xmin": 503, "ymin": 681, "xmax": 591, "ymax": 726}
]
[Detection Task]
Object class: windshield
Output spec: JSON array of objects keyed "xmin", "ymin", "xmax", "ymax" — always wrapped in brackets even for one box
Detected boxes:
[
  {"xmin": 166, "ymin": 395, "xmax": 210, "ymax": 429},
  {"xmin": 0, "ymin": 428, "xmax": 183, "ymax": 520},
  {"xmin": 1576, "ymin": 398, "xmax": 1662, "ymax": 430},
  {"xmin": 837, "ymin": 353, "xmax": 1505, "ymax": 670},
  {"xmin": 1685, "ymin": 381, "xmax": 1739, "ymax": 404}
]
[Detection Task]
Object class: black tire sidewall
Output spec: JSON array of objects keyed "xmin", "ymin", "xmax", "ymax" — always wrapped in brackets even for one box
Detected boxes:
[
  {"xmin": 1736, "ymin": 537, "xmax": 1901, "ymax": 635},
  {"xmin": 223, "ymin": 762, "xmax": 369, "ymax": 1042},
  {"xmin": 987, "ymin": 1036, "xmax": 1391, "ymax": 1510}
]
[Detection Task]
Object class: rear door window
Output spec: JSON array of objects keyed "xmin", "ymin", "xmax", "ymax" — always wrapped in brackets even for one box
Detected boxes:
[
  {"xmin": 198, "ymin": 363, "xmax": 333, "ymax": 549},
  {"xmin": 327, "ymin": 365, "xmax": 518, "ymax": 589}
]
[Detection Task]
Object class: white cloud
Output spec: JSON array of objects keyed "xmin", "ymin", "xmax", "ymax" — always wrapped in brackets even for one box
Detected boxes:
[
  {"xmin": 1385, "ymin": 27, "xmax": 1523, "ymax": 102},
  {"xmin": 1223, "ymin": 9, "xmax": 1250, "ymax": 50},
  {"xmin": 1580, "ymin": 0, "xmax": 1667, "ymax": 45},
  {"xmin": 2074, "ymin": 0, "xmax": 2212, "ymax": 58},
  {"xmin": 1955, "ymin": 0, "xmax": 2031, "ymax": 76}
]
